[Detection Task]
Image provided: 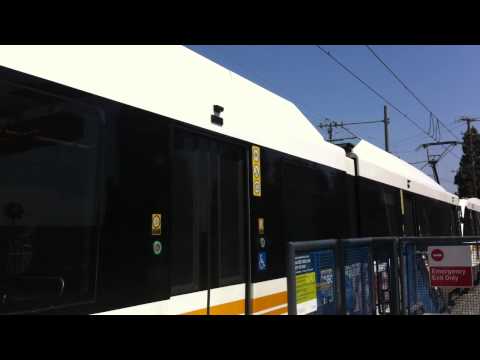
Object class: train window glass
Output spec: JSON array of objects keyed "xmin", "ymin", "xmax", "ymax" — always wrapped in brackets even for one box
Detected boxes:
[
  {"xmin": 0, "ymin": 81, "xmax": 99, "ymax": 313},
  {"xmin": 171, "ymin": 131, "xmax": 247, "ymax": 294},
  {"xmin": 437, "ymin": 202, "xmax": 452, "ymax": 236},
  {"xmin": 470, "ymin": 210, "xmax": 476, "ymax": 236},
  {"xmin": 216, "ymin": 143, "xmax": 245, "ymax": 287},
  {"xmin": 112, "ymin": 109, "xmax": 171, "ymax": 306},
  {"xmin": 452, "ymin": 206, "xmax": 460, "ymax": 235},
  {"xmin": 474, "ymin": 212, "xmax": 480, "ymax": 236},
  {"xmin": 358, "ymin": 178, "xmax": 382, "ymax": 236},
  {"xmin": 432, "ymin": 202, "xmax": 443, "ymax": 236},
  {"xmin": 345, "ymin": 174, "xmax": 359, "ymax": 238},
  {"xmin": 281, "ymin": 161, "xmax": 346, "ymax": 242},
  {"xmin": 403, "ymin": 195, "xmax": 416, "ymax": 236},
  {"xmin": 470, "ymin": 210, "xmax": 476, "ymax": 235},
  {"xmin": 171, "ymin": 132, "xmax": 205, "ymax": 295},
  {"xmin": 383, "ymin": 188, "xmax": 401, "ymax": 236},
  {"xmin": 464, "ymin": 209, "xmax": 473, "ymax": 236},
  {"xmin": 417, "ymin": 198, "xmax": 432, "ymax": 236},
  {"xmin": 358, "ymin": 178, "xmax": 401, "ymax": 237}
]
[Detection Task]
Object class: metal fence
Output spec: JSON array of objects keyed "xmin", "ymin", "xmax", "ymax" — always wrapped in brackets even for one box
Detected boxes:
[
  {"xmin": 286, "ymin": 236, "xmax": 480, "ymax": 315},
  {"xmin": 400, "ymin": 236, "xmax": 480, "ymax": 315}
]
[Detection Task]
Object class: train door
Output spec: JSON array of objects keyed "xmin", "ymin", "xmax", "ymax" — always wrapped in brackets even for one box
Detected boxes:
[{"xmin": 170, "ymin": 128, "xmax": 248, "ymax": 315}]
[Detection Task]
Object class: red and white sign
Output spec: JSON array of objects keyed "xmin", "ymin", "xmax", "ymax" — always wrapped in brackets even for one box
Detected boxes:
[{"xmin": 428, "ymin": 246, "xmax": 473, "ymax": 288}]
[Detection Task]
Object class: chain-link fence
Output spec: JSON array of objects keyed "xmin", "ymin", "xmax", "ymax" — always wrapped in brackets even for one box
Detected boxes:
[
  {"xmin": 287, "ymin": 236, "xmax": 480, "ymax": 315},
  {"xmin": 400, "ymin": 237, "xmax": 480, "ymax": 315}
]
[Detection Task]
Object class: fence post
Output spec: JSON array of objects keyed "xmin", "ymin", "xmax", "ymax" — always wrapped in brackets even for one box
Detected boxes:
[
  {"xmin": 367, "ymin": 240, "xmax": 376, "ymax": 315},
  {"xmin": 336, "ymin": 239, "xmax": 345, "ymax": 315},
  {"xmin": 287, "ymin": 242, "xmax": 297, "ymax": 315},
  {"xmin": 391, "ymin": 238, "xmax": 401, "ymax": 315}
]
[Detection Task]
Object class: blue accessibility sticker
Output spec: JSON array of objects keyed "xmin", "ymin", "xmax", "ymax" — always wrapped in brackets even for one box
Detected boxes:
[{"xmin": 258, "ymin": 251, "xmax": 267, "ymax": 271}]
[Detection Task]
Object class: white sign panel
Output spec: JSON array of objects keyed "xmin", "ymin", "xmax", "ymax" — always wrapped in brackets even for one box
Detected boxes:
[
  {"xmin": 427, "ymin": 246, "xmax": 472, "ymax": 267},
  {"xmin": 297, "ymin": 299, "xmax": 317, "ymax": 315}
]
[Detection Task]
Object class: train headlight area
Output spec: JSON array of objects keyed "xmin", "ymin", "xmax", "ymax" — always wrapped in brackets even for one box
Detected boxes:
[{"xmin": 0, "ymin": 45, "xmax": 476, "ymax": 315}]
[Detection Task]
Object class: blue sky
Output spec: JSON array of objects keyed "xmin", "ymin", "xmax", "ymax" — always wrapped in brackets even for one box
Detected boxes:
[{"xmin": 187, "ymin": 45, "xmax": 480, "ymax": 194}]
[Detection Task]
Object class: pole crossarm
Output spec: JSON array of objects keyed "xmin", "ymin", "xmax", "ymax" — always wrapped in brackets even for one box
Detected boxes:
[
  {"xmin": 318, "ymin": 120, "xmax": 383, "ymax": 128},
  {"xmin": 419, "ymin": 141, "xmax": 463, "ymax": 148},
  {"xmin": 318, "ymin": 106, "xmax": 390, "ymax": 152},
  {"xmin": 331, "ymin": 136, "xmax": 358, "ymax": 142}
]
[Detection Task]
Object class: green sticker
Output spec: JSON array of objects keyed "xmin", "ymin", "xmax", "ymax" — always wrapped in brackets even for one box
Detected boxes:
[
  {"xmin": 153, "ymin": 241, "xmax": 162, "ymax": 255},
  {"xmin": 259, "ymin": 237, "xmax": 266, "ymax": 248}
]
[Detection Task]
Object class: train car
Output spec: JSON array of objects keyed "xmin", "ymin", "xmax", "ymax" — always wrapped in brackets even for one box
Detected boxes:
[
  {"xmin": 342, "ymin": 140, "xmax": 460, "ymax": 314},
  {"xmin": 347, "ymin": 140, "xmax": 460, "ymax": 238},
  {"xmin": 0, "ymin": 45, "xmax": 463, "ymax": 315},
  {"xmin": 459, "ymin": 198, "xmax": 480, "ymax": 284},
  {"xmin": 460, "ymin": 198, "xmax": 480, "ymax": 236},
  {"xmin": 0, "ymin": 45, "xmax": 359, "ymax": 315}
]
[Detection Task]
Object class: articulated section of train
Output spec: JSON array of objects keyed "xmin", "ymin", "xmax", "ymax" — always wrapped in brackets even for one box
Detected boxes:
[{"xmin": 0, "ymin": 45, "xmax": 476, "ymax": 314}]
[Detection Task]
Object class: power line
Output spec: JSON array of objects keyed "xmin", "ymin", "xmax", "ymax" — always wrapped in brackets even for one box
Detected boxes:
[
  {"xmin": 340, "ymin": 125, "xmax": 360, "ymax": 139},
  {"xmin": 394, "ymin": 122, "xmax": 464, "ymax": 149},
  {"xmin": 365, "ymin": 45, "xmax": 460, "ymax": 142},
  {"xmin": 315, "ymin": 45, "xmax": 430, "ymax": 137},
  {"xmin": 395, "ymin": 132, "xmax": 433, "ymax": 147},
  {"xmin": 314, "ymin": 45, "xmax": 461, "ymax": 164}
]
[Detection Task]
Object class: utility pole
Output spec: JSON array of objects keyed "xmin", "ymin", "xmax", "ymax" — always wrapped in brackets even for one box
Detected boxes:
[
  {"xmin": 458, "ymin": 117, "xmax": 480, "ymax": 197},
  {"xmin": 318, "ymin": 120, "xmax": 355, "ymax": 143},
  {"xmin": 318, "ymin": 106, "xmax": 391, "ymax": 152},
  {"xmin": 384, "ymin": 105, "xmax": 390, "ymax": 153}
]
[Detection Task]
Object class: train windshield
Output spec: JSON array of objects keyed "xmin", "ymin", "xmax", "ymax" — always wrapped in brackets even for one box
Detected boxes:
[{"xmin": 0, "ymin": 81, "xmax": 100, "ymax": 313}]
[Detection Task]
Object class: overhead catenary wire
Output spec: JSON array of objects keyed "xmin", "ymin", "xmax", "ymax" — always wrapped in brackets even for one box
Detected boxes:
[
  {"xmin": 340, "ymin": 125, "xmax": 360, "ymax": 139},
  {"xmin": 315, "ymin": 45, "xmax": 431, "ymax": 137},
  {"xmin": 314, "ymin": 45, "xmax": 462, "ymax": 165},
  {"xmin": 395, "ymin": 122, "xmax": 465, "ymax": 150},
  {"xmin": 365, "ymin": 45, "xmax": 461, "ymax": 142}
]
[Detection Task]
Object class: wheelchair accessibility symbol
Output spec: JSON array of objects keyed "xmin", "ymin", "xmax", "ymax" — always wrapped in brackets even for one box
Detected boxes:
[{"xmin": 258, "ymin": 251, "xmax": 267, "ymax": 271}]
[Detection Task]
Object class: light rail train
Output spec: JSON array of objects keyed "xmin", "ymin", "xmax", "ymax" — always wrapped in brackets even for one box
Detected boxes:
[{"xmin": 0, "ymin": 45, "xmax": 472, "ymax": 314}]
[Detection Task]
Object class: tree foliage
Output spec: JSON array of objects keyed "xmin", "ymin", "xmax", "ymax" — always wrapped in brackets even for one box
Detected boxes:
[{"xmin": 455, "ymin": 126, "xmax": 480, "ymax": 198}]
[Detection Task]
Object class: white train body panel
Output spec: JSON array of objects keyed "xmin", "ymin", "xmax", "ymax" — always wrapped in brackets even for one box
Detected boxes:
[
  {"xmin": 0, "ymin": 45, "xmax": 347, "ymax": 173},
  {"xmin": 352, "ymin": 140, "xmax": 458, "ymax": 206}
]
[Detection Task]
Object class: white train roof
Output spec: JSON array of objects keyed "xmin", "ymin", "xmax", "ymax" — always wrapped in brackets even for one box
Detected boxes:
[
  {"xmin": 0, "ymin": 45, "xmax": 347, "ymax": 172},
  {"xmin": 460, "ymin": 198, "xmax": 480, "ymax": 213},
  {"xmin": 352, "ymin": 140, "xmax": 459, "ymax": 206}
]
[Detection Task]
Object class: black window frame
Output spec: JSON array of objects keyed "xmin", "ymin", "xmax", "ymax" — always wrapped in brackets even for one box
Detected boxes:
[{"xmin": 0, "ymin": 72, "xmax": 106, "ymax": 314}]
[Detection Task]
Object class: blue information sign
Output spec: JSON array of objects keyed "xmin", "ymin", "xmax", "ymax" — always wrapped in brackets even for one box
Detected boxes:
[{"xmin": 258, "ymin": 251, "xmax": 267, "ymax": 271}]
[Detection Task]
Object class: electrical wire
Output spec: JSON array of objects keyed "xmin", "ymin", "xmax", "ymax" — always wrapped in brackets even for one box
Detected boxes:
[
  {"xmin": 314, "ymin": 45, "xmax": 462, "ymax": 165},
  {"xmin": 315, "ymin": 45, "xmax": 431, "ymax": 137},
  {"xmin": 365, "ymin": 45, "xmax": 461, "ymax": 142}
]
